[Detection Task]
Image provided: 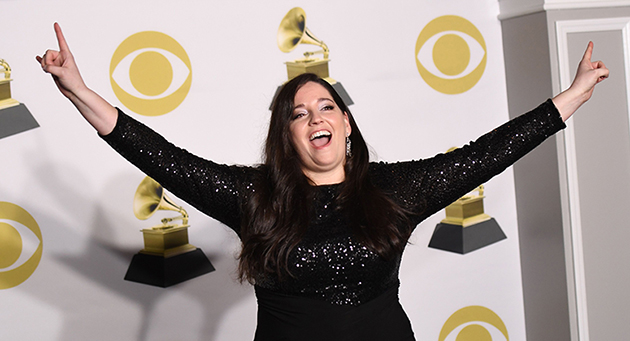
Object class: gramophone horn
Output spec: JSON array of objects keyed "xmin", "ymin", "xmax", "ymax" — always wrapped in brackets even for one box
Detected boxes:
[
  {"xmin": 133, "ymin": 176, "xmax": 184, "ymax": 222},
  {"xmin": 277, "ymin": 7, "xmax": 329, "ymax": 59}
]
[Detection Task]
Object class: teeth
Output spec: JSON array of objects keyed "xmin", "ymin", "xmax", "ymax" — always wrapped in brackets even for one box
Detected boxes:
[{"xmin": 309, "ymin": 131, "xmax": 331, "ymax": 141}]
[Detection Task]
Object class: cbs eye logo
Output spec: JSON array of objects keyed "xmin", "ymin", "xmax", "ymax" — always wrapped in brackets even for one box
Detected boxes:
[
  {"xmin": 0, "ymin": 202, "xmax": 43, "ymax": 289},
  {"xmin": 439, "ymin": 306, "xmax": 509, "ymax": 341},
  {"xmin": 415, "ymin": 15, "xmax": 486, "ymax": 94},
  {"xmin": 110, "ymin": 31, "xmax": 192, "ymax": 116}
]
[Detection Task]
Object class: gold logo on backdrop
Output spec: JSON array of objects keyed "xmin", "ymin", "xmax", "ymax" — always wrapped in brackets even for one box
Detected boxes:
[
  {"xmin": 0, "ymin": 59, "xmax": 20, "ymax": 109},
  {"xmin": 110, "ymin": 31, "xmax": 192, "ymax": 116},
  {"xmin": 0, "ymin": 202, "xmax": 43, "ymax": 289},
  {"xmin": 0, "ymin": 59, "xmax": 39, "ymax": 140},
  {"xmin": 439, "ymin": 306, "xmax": 509, "ymax": 341},
  {"xmin": 278, "ymin": 7, "xmax": 331, "ymax": 81},
  {"xmin": 415, "ymin": 16, "xmax": 486, "ymax": 94},
  {"xmin": 124, "ymin": 177, "xmax": 214, "ymax": 287},
  {"xmin": 274, "ymin": 7, "xmax": 354, "ymax": 107}
]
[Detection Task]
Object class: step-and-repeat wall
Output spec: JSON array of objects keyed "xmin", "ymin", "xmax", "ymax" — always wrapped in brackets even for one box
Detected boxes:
[{"xmin": 1, "ymin": 0, "xmax": 528, "ymax": 339}]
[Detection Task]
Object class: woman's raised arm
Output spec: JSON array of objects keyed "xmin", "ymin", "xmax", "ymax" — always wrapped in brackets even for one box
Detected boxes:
[
  {"xmin": 552, "ymin": 41, "xmax": 609, "ymax": 122},
  {"xmin": 36, "ymin": 23, "xmax": 118, "ymax": 135}
]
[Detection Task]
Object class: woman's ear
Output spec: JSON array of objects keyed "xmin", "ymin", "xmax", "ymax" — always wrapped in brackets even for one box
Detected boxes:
[{"xmin": 344, "ymin": 112, "xmax": 351, "ymax": 136}]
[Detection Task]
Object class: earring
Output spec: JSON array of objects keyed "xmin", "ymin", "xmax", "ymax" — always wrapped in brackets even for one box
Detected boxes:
[{"xmin": 346, "ymin": 135, "xmax": 352, "ymax": 158}]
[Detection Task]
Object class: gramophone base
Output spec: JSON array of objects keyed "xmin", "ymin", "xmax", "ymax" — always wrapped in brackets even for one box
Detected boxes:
[
  {"xmin": 124, "ymin": 248, "xmax": 215, "ymax": 287},
  {"xmin": 0, "ymin": 103, "xmax": 39, "ymax": 140},
  {"xmin": 428, "ymin": 218, "xmax": 506, "ymax": 254},
  {"xmin": 286, "ymin": 59, "xmax": 331, "ymax": 80}
]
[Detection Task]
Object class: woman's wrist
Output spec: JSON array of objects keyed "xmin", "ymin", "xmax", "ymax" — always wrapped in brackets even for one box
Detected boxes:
[
  {"xmin": 70, "ymin": 86, "xmax": 118, "ymax": 135},
  {"xmin": 552, "ymin": 87, "xmax": 588, "ymax": 122}
]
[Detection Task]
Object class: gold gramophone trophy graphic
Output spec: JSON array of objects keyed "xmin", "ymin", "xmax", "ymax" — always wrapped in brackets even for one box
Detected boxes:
[
  {"xmin": 274, "ymin": 7, "xmax": 353, "ymax": 106},
  {"xmin": 429, "ymin": 184, "xmax": 507, "ymax": 254},
  {"xmin": 0, "ymin": 59, "xmax": 39, "ymax": 140},
  {"xmin": 124, "ymin": 176, "xmax": 214, "ymax": 287}
]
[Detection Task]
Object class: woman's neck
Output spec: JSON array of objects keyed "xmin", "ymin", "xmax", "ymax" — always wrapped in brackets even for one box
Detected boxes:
[{"xmin": 303, "ymin": 168, "xmax": 345, "ymax": 186}]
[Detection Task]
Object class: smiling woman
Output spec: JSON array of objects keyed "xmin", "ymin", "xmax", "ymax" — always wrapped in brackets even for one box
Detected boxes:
[
  {"xmin": 289, "ymin": 81, "xmax": 351, "ymax": 185},
  {"xmin": 37, "ymin": 22, "xmax": 608, "ymax": 341}
]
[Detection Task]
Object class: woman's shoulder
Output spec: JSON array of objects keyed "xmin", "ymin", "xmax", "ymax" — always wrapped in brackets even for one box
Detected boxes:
[{"xmin": 368, "ymin": 159, "xmax": 431, "ymax": 189}]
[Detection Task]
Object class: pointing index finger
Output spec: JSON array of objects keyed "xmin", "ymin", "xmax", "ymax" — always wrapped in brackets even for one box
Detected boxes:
[
  {"xmin": 54, "ymin": 22, "xmax": 70, "ymax": 52},
  {"xmin": 582, "ymin": 41, "xmax": 593, "ymax": 62}
]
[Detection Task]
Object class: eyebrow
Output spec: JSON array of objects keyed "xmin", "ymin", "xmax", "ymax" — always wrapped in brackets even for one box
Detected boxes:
[{"xmin": 293, "ymin": 98, "xmax": 334, "ymax": 109}]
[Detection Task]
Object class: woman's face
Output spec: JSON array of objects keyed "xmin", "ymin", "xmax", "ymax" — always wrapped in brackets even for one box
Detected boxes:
[{"xmin": 289, "ymin": 81, "xmax": 351, "ymax": 185}]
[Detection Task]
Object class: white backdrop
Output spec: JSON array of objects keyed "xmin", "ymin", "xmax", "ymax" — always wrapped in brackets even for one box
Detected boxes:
[{"xmin": 1, "ymin": 0, "xmax": 529, "ymax": 340}]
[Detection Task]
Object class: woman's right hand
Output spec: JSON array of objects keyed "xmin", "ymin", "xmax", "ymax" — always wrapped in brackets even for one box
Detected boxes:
[
  {"xmin": 36, "ymin": 23, "xmax": 87, "ymax": 102},
  {"xmin": 37, "ymin": 23, "xmax": 118, "ymax": 135}
]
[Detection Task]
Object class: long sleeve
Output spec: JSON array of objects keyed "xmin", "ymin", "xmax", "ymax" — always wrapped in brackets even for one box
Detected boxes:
[
  {"xmin": 370, "ymin": 99, "xmax": 566, "ymax": 226},
  {"xmin": 100, "ymin": 109, "xmax": 254, "ymax": 233}
]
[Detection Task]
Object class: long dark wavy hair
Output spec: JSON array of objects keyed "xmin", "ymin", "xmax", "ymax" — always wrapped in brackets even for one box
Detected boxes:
[{"xmin": 237, "ymin": 73, "xmax": 413, "ymax": 283}]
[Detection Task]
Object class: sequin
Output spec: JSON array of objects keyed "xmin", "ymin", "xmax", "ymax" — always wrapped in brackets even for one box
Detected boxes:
[{"xmin": 101, "ymin": 99, "xmax": 565, "ymax": 306}]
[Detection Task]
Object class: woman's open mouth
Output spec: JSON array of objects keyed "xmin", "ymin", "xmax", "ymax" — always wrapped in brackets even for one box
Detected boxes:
[{"xmin": 309, "ymin": 130, "xmax": 332, "ymax": 148}]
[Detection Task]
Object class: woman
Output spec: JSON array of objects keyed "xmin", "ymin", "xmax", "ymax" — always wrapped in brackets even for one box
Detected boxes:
[{"xmin": 38, "ymin": 23, "xmax": 608, "ymax": 340}]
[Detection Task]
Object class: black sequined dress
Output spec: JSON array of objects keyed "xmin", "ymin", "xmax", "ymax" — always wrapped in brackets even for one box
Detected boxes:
[{"xmin": 101, "ymin": 99, "xmax": 565, "ymax": 341}]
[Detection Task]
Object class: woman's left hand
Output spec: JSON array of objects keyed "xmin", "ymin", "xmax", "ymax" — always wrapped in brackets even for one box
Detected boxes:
[
  {"xmin": 553, "ymin": 42, "xmax": 609, "ymax": 121},
  {"xmin": 570, "ymin": 41, "xmax": 609, "ymax": 102}
]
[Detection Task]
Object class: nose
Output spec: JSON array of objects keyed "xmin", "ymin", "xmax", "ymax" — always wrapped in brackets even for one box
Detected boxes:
[{"xmin": 309, "ymin": 111, "xmax": 324, "ymax": 125}]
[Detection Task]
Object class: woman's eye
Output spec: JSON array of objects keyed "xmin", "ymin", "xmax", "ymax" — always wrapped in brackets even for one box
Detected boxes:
[
  {"xmin": 293, "ymin": 112, "xmax": 305, "ymax": 119},
  {"xmin": 322, "ymin": 105, "xmax": 334, "ymax": 111}
]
